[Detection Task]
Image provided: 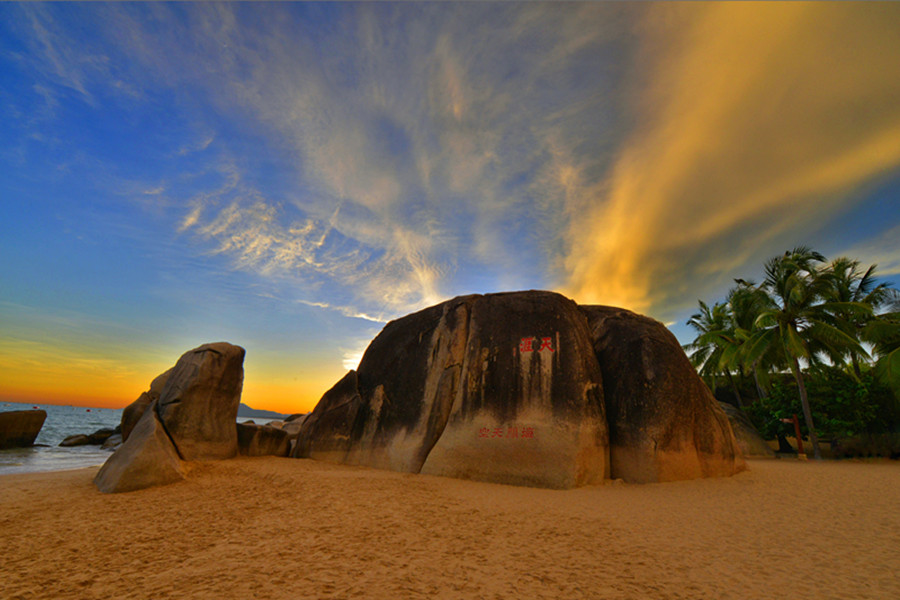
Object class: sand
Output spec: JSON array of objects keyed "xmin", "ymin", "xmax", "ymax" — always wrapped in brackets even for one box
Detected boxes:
[{"xmin": 1, "ymin": 457, "xmax": 898, "ymax": 600}]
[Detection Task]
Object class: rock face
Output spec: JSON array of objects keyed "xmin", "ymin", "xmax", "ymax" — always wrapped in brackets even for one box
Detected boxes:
[
  {"xmin": 580, "ymin": 306, "xmax": 745, "ymax": 483},
  {"xmin": 718, "ymin": 402, "xmax": 775, "ymax": 458},
  {"xmin": 121, "ymin": 368, "xmax": 172, "ymax": 441},
  {"xmin": 156, "ymin": 343, "xmax": 245, "ymax": 461},
  {"xmin": 94, "ymin": 342, "xmax": 245, "ymax": 493},
  {"xmin": 0, "ymin": 410, "xmax": 47, "ymax": 449},
  {"xmin": 94, "ymin": 401, "xmax": 186, "ymax": 494},
  {"xmin": 294, "ymin": 291, "xmax": 745, "ymax": 488},
  {"xmin": 294, "ymin": 292, "xmax": 609, "ymax": 489},
  {"xmin": 236, "ymin": 423, "xmax": 290, "ymax": 457}
]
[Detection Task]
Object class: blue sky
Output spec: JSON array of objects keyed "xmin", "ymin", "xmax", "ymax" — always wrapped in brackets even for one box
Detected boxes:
[{"xmin": 2, "ymin": 3, "xmax": 899, "ymax": 413}]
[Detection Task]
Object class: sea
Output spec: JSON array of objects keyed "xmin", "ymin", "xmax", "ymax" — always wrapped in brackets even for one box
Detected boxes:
[
  {"xmin": 0, "ymin": 402, "xmax": 282, "ymax": 476},
  {"xmin": 0, "ymin": 402, "xmax": 124, "ymax": 476}
]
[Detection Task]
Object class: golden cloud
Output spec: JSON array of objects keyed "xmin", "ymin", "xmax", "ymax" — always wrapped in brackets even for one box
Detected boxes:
[{"xmin": 562, "ymin": 3, "xmax": 900, "ymax": 317}]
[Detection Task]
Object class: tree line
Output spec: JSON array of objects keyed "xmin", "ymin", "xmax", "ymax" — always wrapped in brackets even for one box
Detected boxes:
[{"xmin": 685, "ymin": 246, "xmax": 900, "ymax": 459}]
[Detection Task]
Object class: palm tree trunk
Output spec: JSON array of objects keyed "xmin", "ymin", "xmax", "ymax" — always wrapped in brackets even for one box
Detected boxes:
[
  {"xmin": 791, "ymin": 356, "xmax": 822, "ymax": 460},
  {"xmin": 725, "ymin": 371, "xmax": 743, "ymax": 409},
  {"xmin": 852, "ymin": 355, "xmax": 862, "ymax": 379},
  {"xmin": 753, "ymin": 365, "xmax": 767, "ymax": 400}
]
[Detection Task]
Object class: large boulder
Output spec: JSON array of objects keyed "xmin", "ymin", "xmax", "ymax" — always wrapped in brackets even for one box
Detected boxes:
[
  {"xmin": 156, "ymin": 342, "xmax": 245, "ymax": 461},
  {"xmin": 580, "ymin": 306, "xmax": 746, "ymax": 483},
  {"xmin": 121, "ymin": 368, "xmax": 172, "ymax": 441},
  {"xmin": 718, "ymin": 402, "xmax": 775, "ymax": 458},
  {"xmin": 94, "ymin": 342, "xmax": 246, "ymax": 493},
  {"xmin": 236, "ymin": 423, "xmax": 290, "ymax": 457},
  {"xmin": 93, "ymin": 401, "xmax": 186, "ymax": 494},
  {"xmin": 0, "ymin": 410, "xmax": 47, "ymax": 449},
  {"xmin": 295, "ymin": 292, "xmax": 609, "ymax": 489}
]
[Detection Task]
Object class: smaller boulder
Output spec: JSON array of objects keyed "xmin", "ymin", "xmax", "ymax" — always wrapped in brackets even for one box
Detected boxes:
[
  {"xmin": 718, "ymin": 402, "xmax": 775, "ymax": 458},
  {"xmin": 60, "ymin": 434, "xmax": 91, "ymax": 447},
  {"xmin": 87, "ymin": 428, "xmax": 117, "ymax": 445},
  {"xmin": 0, "ymin": 410, "xmax": 47, "ymax": 449},
  {"xmin": 101, "ymin": 433, "xmax": 123, "ymax": 450},
  {"xmin": 282, "ymin": 414, "xmax": 308, "ymax": 437},
  {"xmin": 237, "ymin": 423, "xmax": 290, "ymax": 457}
]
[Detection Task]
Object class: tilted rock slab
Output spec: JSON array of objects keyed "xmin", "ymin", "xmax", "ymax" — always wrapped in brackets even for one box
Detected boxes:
[
  {"xmin": 295, "ymin": 292, "xmax": 745, "ymax": 488},
  {"xmin": 581, "ymin": 306, "xmax": 746, "ymax": 483},
  {"xmin": 94, "ymin": 400, "xmax": 186, "ymax": 494},
  {"xmin": 0, "ymin": 410, "xmax": 47, "ymax": 449},
  {"xmin": 294, "ymin": 292, "xmax": 610, "ymax": 489}
]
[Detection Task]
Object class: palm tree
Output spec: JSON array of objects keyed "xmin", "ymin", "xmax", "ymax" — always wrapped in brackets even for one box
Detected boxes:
[
  {"xmin": 863, "ymin": 307, "xmax": 900, "ymax": 399},
  {"xmin": 684, "ymin": 300, "xmax": 738, "ymax": 402},
  {"xmin": 724, "ymin": 281, "xmax": 781, "ymax": 401},
  {"xmin": 821, "ymin": 257, "xmax": 896, "ymax": 377},
  {"xmin": 746, "ymin": 247, "xmax": 869, "ymax": 459}
]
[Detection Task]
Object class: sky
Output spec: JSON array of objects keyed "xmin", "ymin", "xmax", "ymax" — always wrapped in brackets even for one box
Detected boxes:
[{"xmin": 2, "ymin": 2, "xmax": 899, "ymax": 414}]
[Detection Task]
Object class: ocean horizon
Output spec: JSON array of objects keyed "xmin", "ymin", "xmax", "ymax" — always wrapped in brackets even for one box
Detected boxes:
[{"xmin": 1, "ymin": 402, "xmax": 285, "ymax": 476}]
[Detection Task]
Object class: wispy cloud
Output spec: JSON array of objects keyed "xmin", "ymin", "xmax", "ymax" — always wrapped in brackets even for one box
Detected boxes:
[
  {"xmin": 11, "ymin": 3, "xmax": 900, "ymax": 327},
  {"xmin": 839, "ymin": 224, "xmax": 900, "ymax": 277}
]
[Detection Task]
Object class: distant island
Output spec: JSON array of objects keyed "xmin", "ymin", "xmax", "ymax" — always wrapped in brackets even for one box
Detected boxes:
[{"xmin": 236, "ymin": 403, "xmax": 289, "ymax": 420}]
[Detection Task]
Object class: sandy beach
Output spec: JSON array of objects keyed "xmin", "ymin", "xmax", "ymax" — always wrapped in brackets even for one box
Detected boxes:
[{"xmin": 1, "ymin": 457, "xmax": 898, "ymax": 600}]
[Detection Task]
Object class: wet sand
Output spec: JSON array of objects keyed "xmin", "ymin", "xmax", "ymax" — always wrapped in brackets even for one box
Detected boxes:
[{"xmin": 1, "ymin": 457, "xmax": 898, "ymax": 599}]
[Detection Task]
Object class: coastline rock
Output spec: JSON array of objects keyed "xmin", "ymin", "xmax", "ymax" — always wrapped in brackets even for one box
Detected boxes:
[
  {"xmin": 101, "ymin": 433, "xmax": 123, "ymax": 450},
  {"xmin": 60, "ymin": 427, "xmax": 119, "ymax": 447},
  {"xmin": 0, "ymin": 410, "xmax": 47, "ymax": 449},
  {"xmin": 94, "ymin": 401, "xmax": 185, "ymax": 494},
  {"xmin": 580, "ymin": 306, "xmax": 746, "ymax": 483},
  {"xmin": 237, "ymin": 423, "xmax": 290, "ymax": 457},
  {"xmin": 156, "ymin": 342, "xmax": 245, "ymax": 461},
  {"xmin": 88, "ymin": 428, "xmax": 117, "ymax": 445},
  {"xmin": 718, "ymin": 402, "xmax": 775, "ymax": 458},
  {"xmin": 121, "ymin": 368, "xmax": 172, "ymax": 441},
  {"xmin": 59, "ymin": 434, "xmax": 91, "ymax": 447},
  {"xmin": 282, "ymin": 414, "xmax": 308, "ymax": 437},
  {"xmin": 295, "ymin": 292, "xmax": 609, "ymax": 489}
]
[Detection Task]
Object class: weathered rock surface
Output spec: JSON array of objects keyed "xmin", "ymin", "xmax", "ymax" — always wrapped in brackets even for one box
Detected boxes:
[
  {"xmin": 295, "ymin": 292, "xmax": 609, "ymax": 489},
  {"xmin": 94, "ymin": 401, "xmax": 185, "ymax": 494},
  {"xmin": 0, "ymin": 410, "xmax": 47, "ymax": 449},
  {"xmin": 580, "ymin": 306, "xmax": 746, "ymax": 483},
  {"xmin": 121, "ymin": 368, "xmax": 172, "ymax": 441},
  {"xmin": 718, "ymin": 402, "xmax": 775, "ymax": 458},
  {"xmin": 156, "ymin": 342, "xmax": 245, "ymax": 461},
  {"xmin": 236, "ymin": 423, "xmax": 290, "ymax": 457}
]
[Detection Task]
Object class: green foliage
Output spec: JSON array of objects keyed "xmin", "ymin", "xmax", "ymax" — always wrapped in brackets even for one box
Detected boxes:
[
  {"xmin": 745, "ymin": 367, "xmax": 898, "ymax": 441},
  {"xmin": 689, "ymin": 246, "xmax": 900, "ymax": 452}
]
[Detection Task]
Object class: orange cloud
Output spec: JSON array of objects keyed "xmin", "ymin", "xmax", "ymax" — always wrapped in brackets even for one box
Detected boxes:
[{"xmin": 562, "ymin": 3, "xmax": 900, "ymax": 318}]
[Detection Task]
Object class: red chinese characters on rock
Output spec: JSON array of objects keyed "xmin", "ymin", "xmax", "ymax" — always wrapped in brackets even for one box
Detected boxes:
[
  {"xmin": 478, "ymin": 427, "xmax": 536, "ymax": 439},
  {"xmin": 519, "ymin": 336, "xmax": 556, "ymax": 353}
]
